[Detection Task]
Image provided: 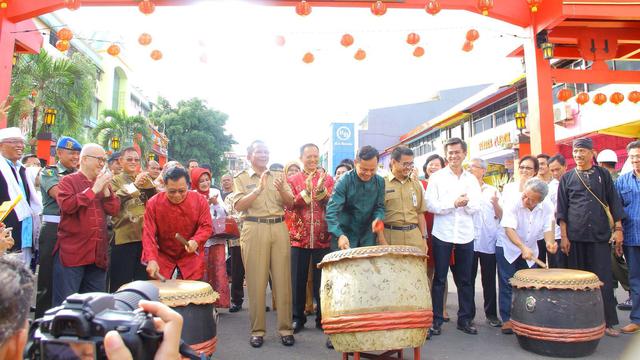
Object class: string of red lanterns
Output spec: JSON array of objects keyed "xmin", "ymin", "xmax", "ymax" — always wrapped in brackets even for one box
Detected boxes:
[
  {"xmin": 56, "ymin": 40, "xmax": 70, "ymax": 52},
  {"xmin": 425, "ymin": 0, "xmax": 441, "ymax": 15},
  {"xmin": 406, "ymin": 33, "xmax": 420, "ymax": 46},
  {"xmin": 629, "ymin": 91, "xmax": 640, "ymax": 104},
  {"xmin": 413, "ymin": 46, "xmax": 425, "ymax": 57},
  {"xmin": 462, "ymin": 29, "xmax": 479, "ymax": 52},
  {"xmin": 57, "ymin": 28, "xmax": 73, "ymax": 41},
  {"xmin": 593, "ymin": 93, "xmax": 607, "ymax": 105},
  {"xmin": 557, "ymin": 88, "xmax": 573, "ymax": 102},
  {"xmin": 107, "ymin": 44, "xmax": 121, "ymax": 57},
  {"xmin": 302, "ymin": 52, "xmax": 314, "ymax": 64},
  {"xmin": 354, "ymin": 48, "xmax": 366, "ymax": 61},
  {"xmin": 150, "ymin": 50, "xmax": 163, "ymax": 61},
  {"xmin": 477, "ymin": 0, "xmax": 493, "ymax": 16},
  {"xmin": 341, "ymin": 34, "xmax": 354, "ymax": 48},
  {"xmin": 462, "ymin": 41, "xmax": 473, "ymax": 52},
  {"xmin": 138, "ymin": 33, "xmax": 152, "ymax": 46},
  {"xmin": 610, "ymin": 92, "xmax": 625, "ymax": 105},
  {"xmin": 295, "ymin": 1, "xmax": 312, "ymax": 16},
  {"xmin": 371, "ymin": 1, "xmax": 387, "ymax": 16},
  {"xmin": 138, "ymin": 0, "xmax": 155, "ymax": 15},
  {"xmin": 576, "ymin": 92, "xmax": 590, "ymax": 105}
]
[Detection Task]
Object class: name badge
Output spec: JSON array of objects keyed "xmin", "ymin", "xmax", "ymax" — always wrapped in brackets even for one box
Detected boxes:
[
  {"xmin": 412, "ymin": 191, "xmax": 418, "ymax": 207},
  {"xmin": 386, "ymin": 189, "xmax": 395, "ymax": 194}
]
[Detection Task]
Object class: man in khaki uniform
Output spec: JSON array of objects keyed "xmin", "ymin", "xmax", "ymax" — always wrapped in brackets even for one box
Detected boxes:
[
  {"xmin": 233, "ymin": 140, "xmax": 295, "ymax": 348},
  {"xmin": 383, "ymin": 146, "xmax": 427, "ymax": 252}
]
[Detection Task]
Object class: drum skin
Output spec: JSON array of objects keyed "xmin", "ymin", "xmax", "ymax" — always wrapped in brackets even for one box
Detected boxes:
[
  {"xmin": 510, "ymin": 269, "xmax": 604, "ymax": 358},
  {"xmin": 319, "ymin": 245, "xmax": 431, "ymax": 353}
]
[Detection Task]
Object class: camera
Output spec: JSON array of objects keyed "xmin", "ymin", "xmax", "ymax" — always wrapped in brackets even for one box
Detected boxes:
[{"xmin": 26, "ymin": 281, "xmax": 162, "ymax": 360}]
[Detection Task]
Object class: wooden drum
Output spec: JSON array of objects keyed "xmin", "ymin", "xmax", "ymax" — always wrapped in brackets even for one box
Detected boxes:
[
  {"xmin": 319, "ymin": 245, "xmax": 432, "ymax": 353},
  {"xmin": 510, "ymin": 269, "xmax": 605, "ymax": 358}
]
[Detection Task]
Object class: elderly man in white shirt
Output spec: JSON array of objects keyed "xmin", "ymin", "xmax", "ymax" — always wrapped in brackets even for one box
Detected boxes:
[
  {"xmin": 426, "ymin": 138, "xmax": 481, "ymax": 336},
  {"xmin": 497, "ymin": 178, "xmax": 558, "ymax": 335},
  {"xmin": 468, "ymin": 158, "xmax": 503, "ymax": 328}
]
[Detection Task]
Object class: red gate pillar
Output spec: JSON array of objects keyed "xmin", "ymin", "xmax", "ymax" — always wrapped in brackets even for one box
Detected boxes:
[{"xmin": 0, "ymin": 17, "xmax": 16, "ymax": 128}]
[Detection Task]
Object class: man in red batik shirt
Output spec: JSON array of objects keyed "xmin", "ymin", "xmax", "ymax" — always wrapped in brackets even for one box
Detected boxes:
[
  {"xmin": 142, "ymin": 166, "xmax": 212, "ymax": 280},
  {"xmin": 287, "ymin": 143, "xmax": 335, "ymax": 333}
]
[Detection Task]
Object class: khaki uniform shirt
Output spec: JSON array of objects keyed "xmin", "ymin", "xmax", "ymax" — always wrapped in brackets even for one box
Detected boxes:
[
  {"xmin": 233, "ymin": 169, "xmax": 293, "ymax": 218},
  {"xmin": 384, "ymin": 173, "xmax": 426, "ymax": 226},
  {"xmin": 40, "ymin": 162, "xmax": 74, "ymax": 216},
  {"xmin": 111, "ymin": 172, "xmax": 157, "ymax": 245}
]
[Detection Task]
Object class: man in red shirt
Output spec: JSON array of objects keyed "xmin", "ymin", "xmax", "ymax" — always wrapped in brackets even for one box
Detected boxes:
[
  {"xmin": 53, "ymin": 144, "xmax": 120, "ymax": 306},
  {"xmin": 142, "ymin": 166, "xmax": 212, "ymax": 280},
  {"xmin": 287, "ymin": 143, "xmax": 334, "ymax": 333}
]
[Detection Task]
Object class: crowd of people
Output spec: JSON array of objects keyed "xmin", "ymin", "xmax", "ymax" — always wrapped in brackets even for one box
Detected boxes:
[{"xmin": 0, "ymin": 124, "xmax": 639, "ymax": 357}]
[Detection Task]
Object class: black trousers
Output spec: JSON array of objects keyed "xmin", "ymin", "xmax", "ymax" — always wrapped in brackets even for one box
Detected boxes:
[
  {"xmin": 471, "ymin": 251, "xmax": 498, "ymax": 319},
  {"xmin": 537, "ymin": 239, "xmax": 547, "ymax": 264},
  {"xmin": 229, "ymin": 245, "xmax": 245, "ymax": 306},
  {"xmin": 35, "ymin": 222, "xmax": 58, "ymax": 318},
  {"xmin": 548, "ymin": 239, "xmax": 569, "ymax": 268},
  {"xmin": 291, "ymin": 247, "xmax": 331, "ymax": 325},
  {"xmin": 108, "ymin": 241, "xmax": 147, "ymax": 292},
  {"xmin": 567, "ymin": 241, "xmax": 619, "ymax": 327}
]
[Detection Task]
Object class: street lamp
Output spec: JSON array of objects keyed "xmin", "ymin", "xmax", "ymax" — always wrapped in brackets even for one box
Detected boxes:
[
  {"xmin": 43, "ymin": 108, "xmax": 57, "ymax": 128},
  {"xmin": 515, "ymin": 112, "xmax": 527, "ymax": 133},
  {"xmin": 536, "ymin": 30, "xmax": 554, "ymax": 60},
  {"xmin": 110, "ymin": 136, "xmax": 121, "ymax": 151}
]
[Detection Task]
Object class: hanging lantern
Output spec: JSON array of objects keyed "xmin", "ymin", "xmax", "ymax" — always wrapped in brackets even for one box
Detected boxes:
[
  {"xmin": 295, "ymin": 1, "xmax": 312, "ymax": 16},
  {"xmin": 462, "ymin": 41, "xmax": 474, "ymax": 52},
  {"xmin": 65, "ymin": 0, "xmax": 81, "ymax": 10},
  {"xmin": 148, "ymin": 153, "xmax": 155, "ymax": 162},
  {"xmin": 371, "ymin": 1, "xmax": 387, "ymax": 16},
  {"xmin": 55, "ymin": 40, "xmax": 70, "ymax": 52},
  {"xmin": 413, "ymin": 46, "xmax": 425, "ymax": 57},
  {"xmin": 526, "ymin": 0, "xmax": 542, "ymax": 13},
  {"xmin": 340, "ymin": 34, "xmax": 354, "ymax": 48},
  {"xmin": 138, "ymin": 33, "xmax": 152, "ymax": 46},
  {"xmin": 302, "ymin": 52, "xmax": 314, "ymax": 64},
  {"xmin": 557, "ymin": 88, "xmax": 573, "ymax": 102},
  {"xmin": 515, "ymin": 112, "xmax": 527, "ymax": 132},
  {"xmin": 593, "ymin": 93, "xmax": 607, "ymax": 105},
  {"xmin": 107, "ymin": 44, "xmax": 121, "ymax": 57},
  {"xmin": 57, "ymin": 28, "xmax": 73, "ymax": 42},
  {"xmin": 576, "ymin": 92, "xmax": 590, "ymax": 105},
  {"xmin": 150, "ymin": 50, "xmax": 163, "ymax": 60},
  {"xmin": 275, "ymin": 36, "xmax": 286, "ymax": 47},
  {"xmin": 110, "ymin": 137, "xmax": 121, "ymax": 151},
  {"xmin": 628, "ymin": 90, "xmax": 640, "ymax": 104},
  {"xmin": 354, "ymin": 48, "xmax": 366, "ymax": 61},
  {"xmin": 406, "ymin": 33, "xmax": 420, "ymax": 46},
  {"xmin": 610, "ymin": 92, "xmax": 624, "ymax": 105},
  {"xmin": 477, "ymin": 0, "xmax": 493, "ymax": 16},
  {"xmin": 425, "ymin": 0, "xmax": 441, "ymax": 15},
  {"xmin": 43, "ymin": 108, "xmax": 57, "ymax": 127},
  {"xmin": 138, "ymin": 0, "xmax": 155, "ymax": 15},
  {"xmin": 466, "ymin": 29, "xmax": 479, "ymax": 42}
]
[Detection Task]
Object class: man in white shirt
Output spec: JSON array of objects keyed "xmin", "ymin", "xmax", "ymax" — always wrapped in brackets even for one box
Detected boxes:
[
  {"xmin": 426, "ymin": 137, "xmax": 481, "ymax": 336},
  {"xmin": 469, "ymin": 158, "xmax": 502, "ymax": 328},
  {"xmin": 497, "ymin": 178, "xmax": 557, "ymax": 334}
]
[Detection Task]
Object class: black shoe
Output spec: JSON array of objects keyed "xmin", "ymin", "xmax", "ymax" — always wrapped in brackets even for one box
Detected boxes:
[
  {"xmin": 457, "ymin": 323, "xmax": 478, "ymax": 335},
  {"xmin": 326, "ymin": 337, "xmax": 334, "ymax": 349},
  {"xmin": 292, "ymin": 320, "xmax": 305, "ymax": 334},
  {"xmin": 229, "ymin": 304, "xmax": 242, "ymax": 313},
  {"xmin": 281, "ymin": 335, "xmax": 295, "ymax": 346},
  {"xmin": 618, "ymin": 298, "xmax": 632, "ymax": 311},
  {"xmin": 250, "ymin": 336, "xmax": 263, "ymax": 348},
  {"xmin": 487, "ymin": 316, "xmax": 503, "ymax": 327},
  {"xmin": 430, "ymin": 324, "xmax": 442, "ymax": 336}
]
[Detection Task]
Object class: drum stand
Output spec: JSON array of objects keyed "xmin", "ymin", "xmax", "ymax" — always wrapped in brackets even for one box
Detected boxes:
[{"xmin": 341, "ymin": 347, "xmax": 421, "ymax": 360}]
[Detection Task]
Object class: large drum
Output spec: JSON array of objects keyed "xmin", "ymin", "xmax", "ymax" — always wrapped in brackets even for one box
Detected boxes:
[
  {"xmin": 510, "ymin": 269, "xmax": 605, "ymax": 358},
  {"xmin": 319, "ymin": 245, "xmax": 432, "ymax": 353}
]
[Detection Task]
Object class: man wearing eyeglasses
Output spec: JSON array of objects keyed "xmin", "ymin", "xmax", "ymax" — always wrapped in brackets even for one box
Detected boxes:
[
  {"xmin": 108, "ymin": 147, "xmax": 157, "ymax": 291},
  {"xmin": 53, "ymin": 144, "xmax": 120, "ymax": 306}
]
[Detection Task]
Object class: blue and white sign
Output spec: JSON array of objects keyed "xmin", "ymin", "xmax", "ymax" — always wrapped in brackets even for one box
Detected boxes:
[{"xmin": 331, "ymin": 123, "xmax": 355, "ymax": 174}]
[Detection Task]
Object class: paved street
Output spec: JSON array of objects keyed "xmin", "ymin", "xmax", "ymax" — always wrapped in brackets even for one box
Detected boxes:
[{"xmin": 214, "ymin": 275, "xmax": 638, "ymax": 360}]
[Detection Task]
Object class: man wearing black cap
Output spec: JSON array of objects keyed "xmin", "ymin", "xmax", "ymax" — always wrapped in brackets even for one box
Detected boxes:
[
  {"xmin": 557, "ymin": 137, "xmax": 625, "ymax": 336},
  {"xmin": 108, "ymin": 152, "xmax": 123, "ymax": 176},
  {"xmin": 35, "ymin": 136, "xmax": 81, "ymax": 318}
]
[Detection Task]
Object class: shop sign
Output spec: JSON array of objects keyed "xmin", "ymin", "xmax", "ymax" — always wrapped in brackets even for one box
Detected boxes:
[{"xmin": 477, "ymin": 131, "xmax": 514, "ymax": 152}]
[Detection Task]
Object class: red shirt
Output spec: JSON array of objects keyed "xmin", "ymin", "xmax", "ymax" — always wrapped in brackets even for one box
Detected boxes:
[
  {"xmin": 287, "ymin": 171, "xmax": 335, "ymax": 249},
  {"xmin": 141, "ymin": 191, "xmax": 213, "ymax": 280},
  {"xmin": 56, "ymin": 171, "xmax": 120, "ymax": 269}
]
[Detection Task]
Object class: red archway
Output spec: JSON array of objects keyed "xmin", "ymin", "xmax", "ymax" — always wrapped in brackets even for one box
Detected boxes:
[{"xmin": 2, "ymin": 0, "xmax": 640, "ymax": 155}]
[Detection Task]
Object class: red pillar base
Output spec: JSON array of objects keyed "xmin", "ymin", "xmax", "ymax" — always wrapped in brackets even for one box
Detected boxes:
[{"xmin": 36, "ymin": 132, "xmax": 55, "ymax": 165}]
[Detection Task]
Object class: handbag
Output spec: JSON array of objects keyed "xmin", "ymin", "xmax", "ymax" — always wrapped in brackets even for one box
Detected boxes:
[{"xmin": 574, "ymin": 168, "xmax": 615, "ymax": 231}]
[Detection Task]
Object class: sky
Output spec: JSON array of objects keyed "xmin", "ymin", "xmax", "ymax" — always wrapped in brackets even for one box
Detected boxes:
[{"xmin": 60, "ymin": 1, "xmax": 525, "ymax": 164}]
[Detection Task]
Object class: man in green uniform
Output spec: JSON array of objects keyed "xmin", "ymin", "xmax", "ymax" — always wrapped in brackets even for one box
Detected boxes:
[
  {"xmin": 35, "ymin": 136, "xmax": 81, "ymax": 318},
  {"xmin": 383, "ymin": 146, "xmax": 427, "ymax": 252}
]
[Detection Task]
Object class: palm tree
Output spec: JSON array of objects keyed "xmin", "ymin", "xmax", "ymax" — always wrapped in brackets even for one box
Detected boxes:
[
  {"xmin": 93, "ymin": 109, "xmax": 152, "ymax": 156},
  {"xmin": 8, "ymin": 49, "xmax": 96, "ymax": 142}
]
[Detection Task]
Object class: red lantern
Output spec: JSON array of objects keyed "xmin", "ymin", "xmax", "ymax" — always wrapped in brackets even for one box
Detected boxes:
[
  {"xmin": 138, "ymin": 0, "xmax": 155, "ymax": 15},
  {"xmin": 138, "ymin": 33, "xmax": 152, "ymax": 46},
  {"xmin": 275, "ymin": 36, "xmax": 286, "ymax": 47},
  {"xmin": 107, "ymin": 44, "xmax": 120, "ymax": 57},
  {"xmin": 413, "ymin": 46, "xmax": 425, "ymax": 57},
  {"xmin": 55, "ymin": 40, "xmax": 70, "ymax": 52},
  {"xmin": 302, "ymin": 52, "xmax": 314, "ymax": 64},
  {"xmin": 406, "ymin": 33, "xmax": 420, "ymax": 46},
  {"xmin": 295, "ymin": 1, "xmax": 312, "ymax": 16},
  {"xmin": 354, "ymin": 49, "xmax": 366, "ymax": 61},
  {"xmin": 425, "ymin": 0, "xmax": 441, "ymax": 15},
  {"xmin": 557, "ymin": 88, "xmax": 573, "ymax": 102},
  {"xmin": 340, "ymin": 34, "xmax": 354, "ymax": 48},
  {"xmin": 65, "ymin": 0, "xmax": 81, "ymax": 10},
  {"xmin": 371, "ymin": 1, "xmax": 387, "ymax": 16},
  {"xmin": 150, "ymin": 50, "xmax": 163, "ymax": 61},
  {"xmin": 462, "ymin": 41, "xmax": 473, "ymax": 52},
  {"xmin": 57, "ymin": 28, "xmax": 73, "ymax": 41},
  {"xmin": 610, "ymin": 92, "xmax": 624, "ymax": 105},
  {"xmin": 466, "ymin": 29, "xmax": 479, "ymax": 42},
  {"xmin": 628, "ymin": 90, "xmax": 640, "ymax": 104},
  {"xmin": 593, "ymin": 93, "xmax": 607, "ymax": 106},
  {"xmin": 526, "ymin": 0, "xmax": 542, "ymax": 13},
  {"xmin": 477, "ymin": 0, "xmax": 493, "ymax": 16},
  {"xmin": 576, "ymin": 92, "xmax": 590, "ymax": 105}
]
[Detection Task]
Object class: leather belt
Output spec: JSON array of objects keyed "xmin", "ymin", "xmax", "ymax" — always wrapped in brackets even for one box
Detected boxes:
[
  {"xmin": 384, "ymin": 224, "xmax": 418, "ymax": 231},
  {"xmin": 42, "ymin": 215, "xmax": 61, "ymax": 223},
  {"xmin": 244, "ymin": 216, "xmax": 284, "ymax": 224}
]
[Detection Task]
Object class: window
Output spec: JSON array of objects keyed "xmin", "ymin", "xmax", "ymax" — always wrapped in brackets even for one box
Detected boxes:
[
  {"xmin": 473, "ymin": 115, "xmax": 492, "ymax": 135},
  {"xmin": 49, "ymin": 31, "xmax": 58, "ymax": 47}
]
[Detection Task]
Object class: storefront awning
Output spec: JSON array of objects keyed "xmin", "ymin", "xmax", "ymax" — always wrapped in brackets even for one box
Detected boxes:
[{"xmin": 596, "ymin": 122, "xmax": 640, "ymax": 139}]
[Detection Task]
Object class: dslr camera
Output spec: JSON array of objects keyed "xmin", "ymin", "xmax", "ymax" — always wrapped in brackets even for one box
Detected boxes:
[{"xmin": 26, "ymin": 281, "xmax": 162, "ymax": 360}]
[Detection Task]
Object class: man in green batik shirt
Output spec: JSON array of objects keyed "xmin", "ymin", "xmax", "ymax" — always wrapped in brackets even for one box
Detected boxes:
[{"xmin": 326, "ymin": 145, "xmax": 386, "ymax": 250}]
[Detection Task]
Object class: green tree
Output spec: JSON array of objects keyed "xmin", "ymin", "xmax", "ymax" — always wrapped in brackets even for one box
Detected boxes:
[
  {"xmin": 150, "ymin": 98, "xmax": 235, "ymax": 177},
  {"xmin": 8, "ymin": 49, "xmax": 96, "ymax": 141},
  {"xmin": 92, "ymin": 110, "xmax": 152, "ymax": 155}
]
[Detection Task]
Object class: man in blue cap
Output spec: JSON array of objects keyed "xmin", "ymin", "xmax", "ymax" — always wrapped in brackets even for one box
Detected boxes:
[{"xmin": 34, "ymin": 136, "xmax": 81, "ymax": 318}]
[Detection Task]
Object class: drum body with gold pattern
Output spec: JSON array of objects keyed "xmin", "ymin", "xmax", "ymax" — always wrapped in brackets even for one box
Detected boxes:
[
  {"xmin": 510, "ymin": 269, "xmax": 604, "ymax": 358},
  {"xmin": 319, "ymin": 245, "xmax": 432, "ymax": 353}
]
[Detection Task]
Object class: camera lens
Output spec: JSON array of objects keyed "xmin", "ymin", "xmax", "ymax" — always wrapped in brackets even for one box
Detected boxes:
[{"xmin": 113, "ymin": 281, "xmax": 159, "ymax": 311}]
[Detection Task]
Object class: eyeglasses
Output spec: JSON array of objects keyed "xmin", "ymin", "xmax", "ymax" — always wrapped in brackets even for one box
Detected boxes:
[
  {"xmin": 519, "ymin": 166, "xmax": 534, "ymax": 171},
  {"xmin": 124, "ymin": 157, "xmax": 140, "ymax": 163},
  {"xmin": 85, "ymin": 155, "xmax": 107, "ymax": 163},
  {"xmin": 400, "ymin": 161, "xmax": 414, "ymax": 168},
  {"xmin": 167, "ymin": 189, "xmax": 188, "ymax": 195}
]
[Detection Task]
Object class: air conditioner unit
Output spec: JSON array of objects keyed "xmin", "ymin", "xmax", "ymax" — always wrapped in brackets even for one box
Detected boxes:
[{"xmin": 554, "ymin": 104, "xmax": 574, "ymax": 124}]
